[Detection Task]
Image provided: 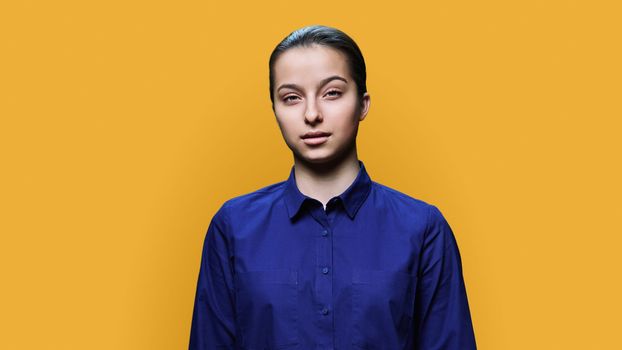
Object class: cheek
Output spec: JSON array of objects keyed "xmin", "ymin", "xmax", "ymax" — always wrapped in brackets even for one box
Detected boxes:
[
  {"xmin": 324, "ymin": 103, "xmax": 358, "ymax": 131},
  {"xmin": 323, "ymin": 95, "xmax": 358, "ymax": 117},
  {"xmin": 275, "ymin": 114, "xmax": 300, "ymax": 139},
  {"xmin": 275, "ymin": 104, "xmax": 300, "ymax": 124}
]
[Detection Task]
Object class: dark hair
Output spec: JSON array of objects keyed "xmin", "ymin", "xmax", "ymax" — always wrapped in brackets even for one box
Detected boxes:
[{"xmin": 268, "ymin": 25, "xmax": 367, "ymax": 110}]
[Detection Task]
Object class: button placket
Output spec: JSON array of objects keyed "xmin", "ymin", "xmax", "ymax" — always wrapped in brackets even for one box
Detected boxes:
[{"xmin": 312, "ymin": 202, "xmax": 335, "ymax": 348}]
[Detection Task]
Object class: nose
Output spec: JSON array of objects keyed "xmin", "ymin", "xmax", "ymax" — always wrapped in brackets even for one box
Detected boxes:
[{"xmin": 304, "ymin": 98, "xmax": 323, "ymax": 124}]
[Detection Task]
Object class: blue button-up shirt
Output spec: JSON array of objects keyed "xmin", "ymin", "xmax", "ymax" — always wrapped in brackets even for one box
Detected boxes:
[{"xmin": 189, "ymin": 160, "xmax": 476, "ymax": 349}]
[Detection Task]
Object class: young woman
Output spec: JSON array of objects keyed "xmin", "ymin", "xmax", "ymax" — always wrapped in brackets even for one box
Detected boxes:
[{"xmin": 189, "ymin": 25, "xmax": 477, "ymax": 350}]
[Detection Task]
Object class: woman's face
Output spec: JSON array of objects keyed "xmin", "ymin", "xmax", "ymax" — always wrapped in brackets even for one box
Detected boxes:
[{"xmin": 272, "ymin": 44, "xmax": 370, "ymax": 165}]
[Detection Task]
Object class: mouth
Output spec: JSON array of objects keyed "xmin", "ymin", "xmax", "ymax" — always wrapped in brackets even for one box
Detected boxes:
[
  {"xmin": 301, "ymin": 131, "xmax": 331, "ymax": 146},
  {"xmin": 301, "ymin": 131, "xmax": 331, "ymax": 139}
]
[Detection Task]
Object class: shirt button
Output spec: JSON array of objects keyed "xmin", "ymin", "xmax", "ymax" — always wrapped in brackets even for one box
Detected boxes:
[
  {"xmin": 321, "ymin": 307, "xmax": 329, "ymax": 315},
  {"xmin": 322, "ymin": 267, "xmax": 329, "ymax": 274},
  {"xmin": 321, "ymin": 229, "xmax": 328, "ymax": 237}
]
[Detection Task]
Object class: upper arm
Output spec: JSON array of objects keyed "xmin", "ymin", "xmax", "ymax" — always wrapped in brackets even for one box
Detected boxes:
[
  {"xmin": 413, "ymin": 205, "xmax": 477, "ymax": 350},
  {"xmin": 189, "ymin": 203, "xmax": 237, "ymax": 349}
]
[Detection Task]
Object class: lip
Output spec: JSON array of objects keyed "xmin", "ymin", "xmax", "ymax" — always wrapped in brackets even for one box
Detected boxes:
[
  {"xmin": 302, "ymin": 134, "xmax": 330, "ymax": 146},
  {"xmin": 302, "ymin": 131, "xmax": 331, "ymax": 139},
  {"xmin": 301, "ymin": 131, "xmax": 331, "ymax": 146}
]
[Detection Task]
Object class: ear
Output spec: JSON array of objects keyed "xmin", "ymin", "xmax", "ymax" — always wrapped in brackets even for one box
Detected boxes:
[{"xmin": 358, "ymin": 92, "xmax": 371, "ymax": 121}]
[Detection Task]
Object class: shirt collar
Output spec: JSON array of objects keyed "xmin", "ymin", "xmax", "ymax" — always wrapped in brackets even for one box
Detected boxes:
[{"xmin": 283, "ymin": 160, "xmax": 372, "ymax": 220}]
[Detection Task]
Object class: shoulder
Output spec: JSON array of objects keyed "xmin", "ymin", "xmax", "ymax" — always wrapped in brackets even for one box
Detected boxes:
[
  {"xmin": 371, "ymin": 181, "xmax": 447, "ymax": 229},
  {"xmin": 216, "ymin": 179, "xmax": 288, "ymax": 218},
  {"xmin": 372, "ymin": 180, "xmax": 437, "ymax": 212}
]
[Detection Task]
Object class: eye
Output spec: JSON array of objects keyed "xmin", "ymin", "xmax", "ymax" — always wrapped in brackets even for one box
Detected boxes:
[
  {"xmin": 283, "ymin": 95, "xmax": 300, "ymax": 103},
  {"xmin": 325, "ymin": 90, "xmax": 342, "ymax": 98}
]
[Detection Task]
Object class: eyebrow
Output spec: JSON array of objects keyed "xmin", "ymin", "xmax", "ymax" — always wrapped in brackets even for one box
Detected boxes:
[{"xmin": 276, "ymin": 75, "xmax": 348, "ymax": 93}]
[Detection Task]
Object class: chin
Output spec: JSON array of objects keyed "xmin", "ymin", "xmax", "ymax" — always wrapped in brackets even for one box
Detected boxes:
[
  {"xmin": 292, "ymin": 148, "xmax": 327, "ymax": 161},
  {"xmin": 297, "ymin": 149, "xmax": 346, "ymax": 166},
  {"xmin": 302, "ymin": 153, "xmax": 332, "ymax": 163}
]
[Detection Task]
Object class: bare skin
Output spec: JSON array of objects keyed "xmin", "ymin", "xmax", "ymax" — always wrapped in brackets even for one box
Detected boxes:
[{"xmin": 272, "ymin": 44, "xmax": 371, "ymax": 209}]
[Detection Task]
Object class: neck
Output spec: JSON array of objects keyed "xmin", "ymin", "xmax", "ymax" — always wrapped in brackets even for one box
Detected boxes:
[{"xmin": 292, "ymin": 147, "xmax": 360, "ymax": 209}]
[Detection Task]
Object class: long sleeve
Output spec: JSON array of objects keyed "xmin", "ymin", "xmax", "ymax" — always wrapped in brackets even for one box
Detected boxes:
[
  {"xmin": 413, "ymin": 205, "xmax": 477, "ymax": 350},
  {"xmin": 189, "ymin": 204, "xmax": 237, "ymax": 349}
]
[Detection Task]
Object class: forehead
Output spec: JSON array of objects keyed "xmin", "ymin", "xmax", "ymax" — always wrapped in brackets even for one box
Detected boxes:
[{"xmin": 273, "ymin": 45, "xmax": 349, "ymax": 84}]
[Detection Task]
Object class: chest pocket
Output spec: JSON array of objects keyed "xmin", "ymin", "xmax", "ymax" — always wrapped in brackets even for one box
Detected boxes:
[
  {"xmin": 235, "ymin": 269, "xmax": 299, "ymax": 349},
  {"xmin": 351, "ymin": 268, "xmax": 417, "ymax": 349}
]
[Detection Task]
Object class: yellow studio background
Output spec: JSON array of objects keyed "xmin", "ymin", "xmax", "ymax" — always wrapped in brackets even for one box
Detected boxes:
[{"xmin": 1, "ymin": 0, "xmax": 620, "ymax": 349}]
